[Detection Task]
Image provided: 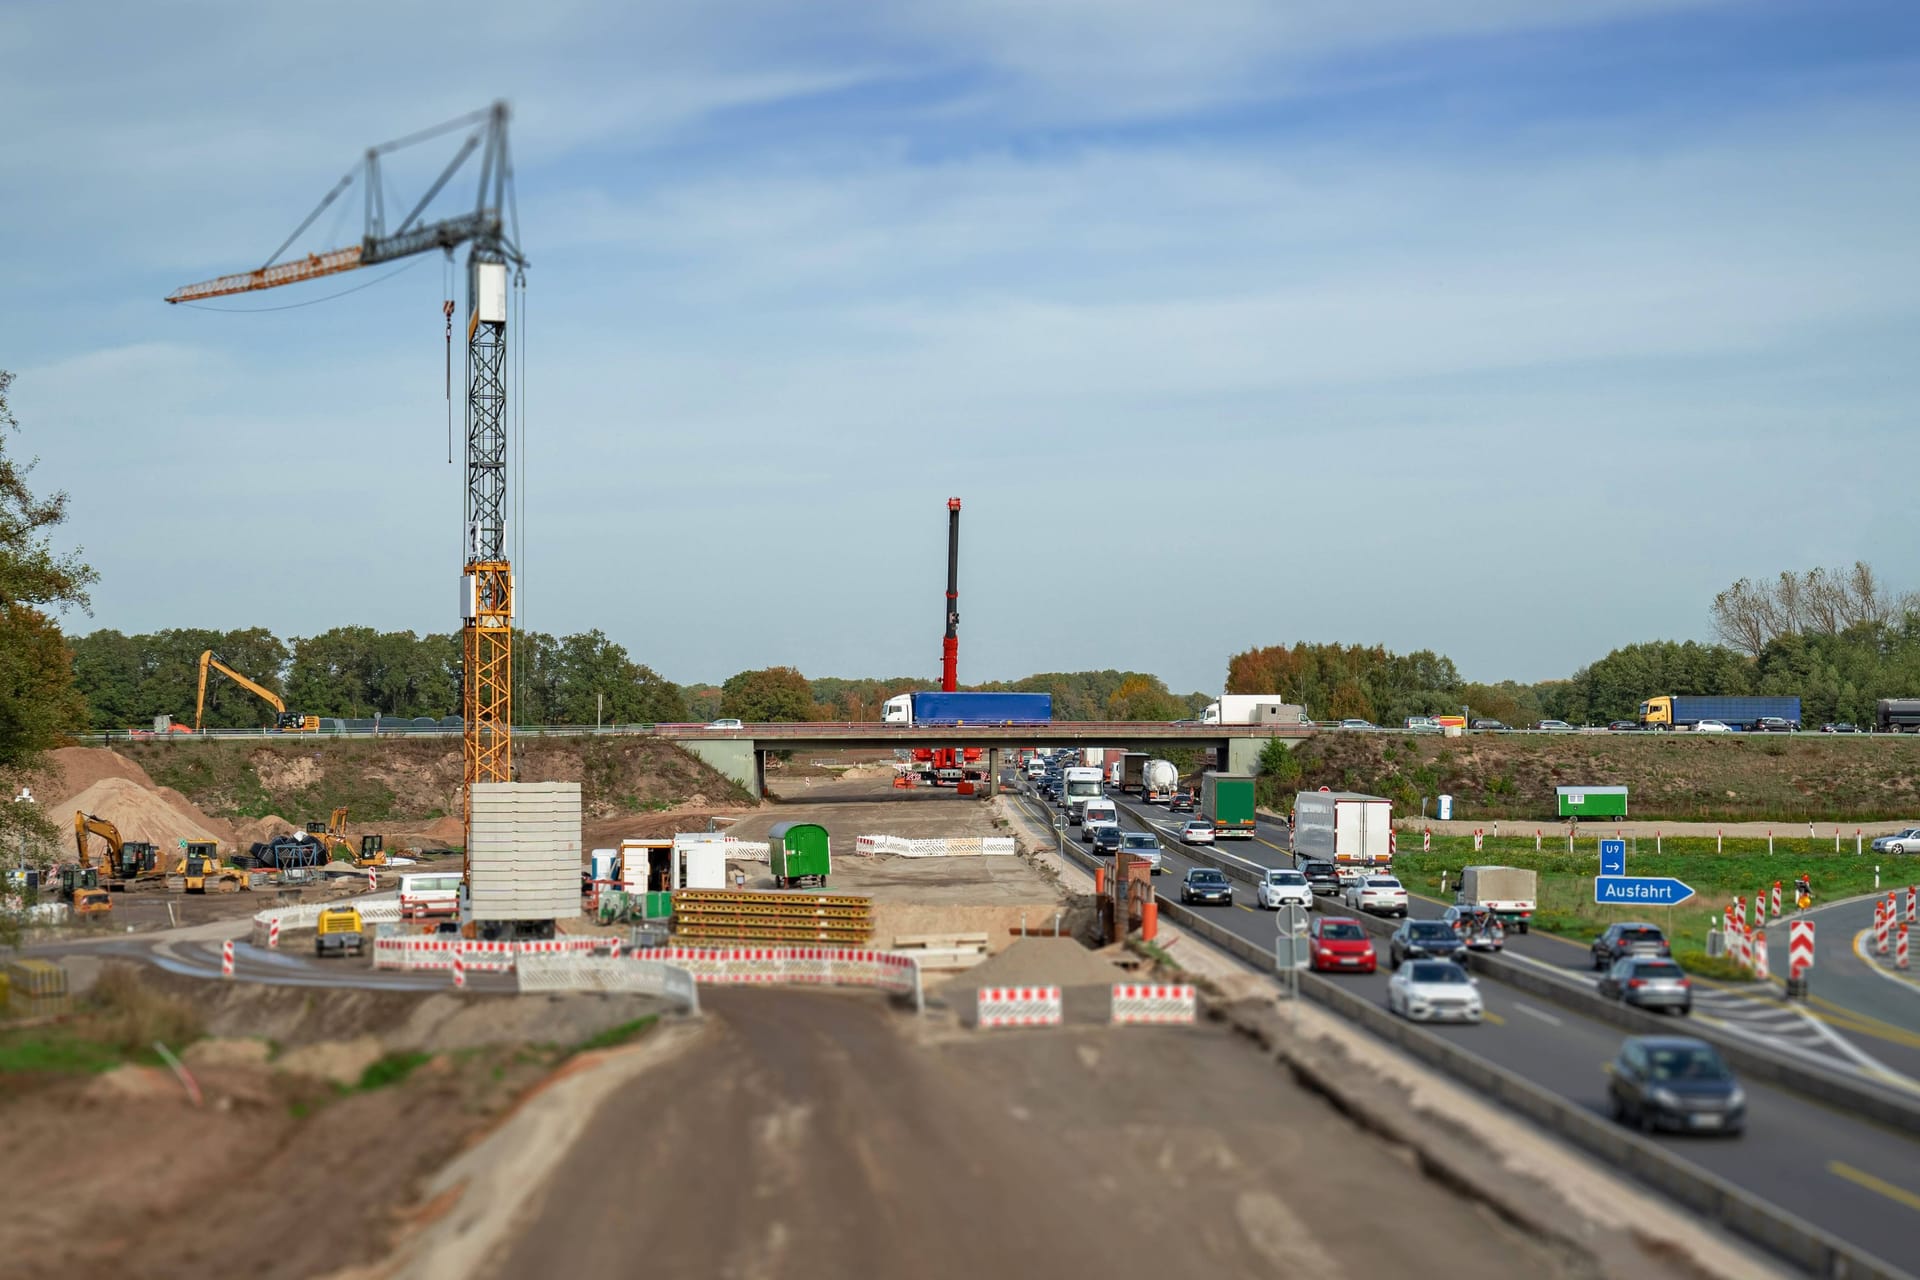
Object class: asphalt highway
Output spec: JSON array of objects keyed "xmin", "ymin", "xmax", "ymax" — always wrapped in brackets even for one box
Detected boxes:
[{"xmin": 1019, "ymin": 780, "xmax": 1920, "ymax": 1269}]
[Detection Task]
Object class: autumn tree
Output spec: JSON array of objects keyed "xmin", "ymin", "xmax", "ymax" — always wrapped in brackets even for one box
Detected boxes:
[
  {"xmin": 1712, "ymin": 562, "xmax": 1916, "ymax": 656},
  {"xmin": 720, "ymin": 666, "xmax": 816, "ymax": 722}
]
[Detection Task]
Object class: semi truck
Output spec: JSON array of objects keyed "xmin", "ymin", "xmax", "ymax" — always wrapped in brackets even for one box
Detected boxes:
[
  {"xmin": 1119, "ymin": 752, "xmax": 1149, "ymax": 794},
  {"xmin": 1292, "ymin": 791, "xmax": 1393, "ymax": 871},
  {"xmin": 1142, "ymin": 759, "xmax": 1179, "ymax": 804},
  {"xmin": 882, "ymin": 692, "xmax": 1053, "ymax": 726},
  {"xmin": 1202, "ymin": 696, "xmax": 1309, "ymax": 726},
  {"xmin": 1877, "ymin": 700, "xmax": 1920, "ymax": 733},
  {"xmin": 1637, "ymin": 695, "xmax": 1801, "ymax": 731},
  {"xmin": 1456, "ymin": 866, "xmax": 1537, "ymax": 933},
  {"xmin": 1062, "ymin": 766, "xmax": 1106, "ymax": 824},
  {"xmin": 1199, "ymin": 773, "xmax": 1257, "ymax": 839}
]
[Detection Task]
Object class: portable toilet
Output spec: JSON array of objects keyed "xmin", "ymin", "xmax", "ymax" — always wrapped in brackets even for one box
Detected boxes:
[
  {"xmin": 590, "ymin": 848, "xmax": 619, "ymax": 886},
  {"xmin": 767, "ymin": 821, "xmax": 831, "ymax": 889}
]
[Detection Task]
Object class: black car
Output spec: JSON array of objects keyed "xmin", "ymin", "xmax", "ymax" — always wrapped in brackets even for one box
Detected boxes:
[
  {"xmin": 1091, "ymin": 824, "xmax": 1124, "ymax": 857},
  {"xmin": 1606, "ymin": 720, "xmax": 1640, "ymax": 732},
  {"xmin": 1754, "ymin": 716, "xmax": 1796, "ymax": 733},
  {"xmin": 1607, "ymin": 1036, "xmax": 1745, "ymax": 1135},
  {"xmin": 1822, "ymin": 722, "xmax": 1860, "ymax": 734},
  {"xmin": 1470, "ymin": 719, "xmax": 1508, "ymax": 731},
  {"xmin": 1592, "ymin": 922, "xmax": 1671, "ymax": 970},
  {"xmin": 1299, "ymin": 859, "xmax": 1343, "ymax": 896},
  {"xmin": 1389, "ymin": 919, "xmax": 1468, "ymax": 968},
  {"xmin": 1181, "ymin": 867, "xmax": 1233, "ymax": 905},
  {"xmin": 1169, "ymin": 790, "xmax": 1195, "ymax": 812}
]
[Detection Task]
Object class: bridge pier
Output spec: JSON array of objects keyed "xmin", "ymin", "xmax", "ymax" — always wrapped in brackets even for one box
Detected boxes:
[
  {"xmin": 1223, "ymin": 737, "xmax": 1270, "ymax": 776},
  {"xmin": 680, "ymin": 738, "xmax": 764, "ymax": 799}
]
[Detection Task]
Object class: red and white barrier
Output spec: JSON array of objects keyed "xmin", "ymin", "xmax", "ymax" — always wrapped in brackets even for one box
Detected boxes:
[
  {"xmin": 1735, "ymin": 924, "xmax": 1751, "ymax": 969},
  {"xmin": 221, "ymin": 939, "xmax": 235, "ymax": 978},
  {"xmin": 645, "ymin": 945, "xmax": 920, "ymax": 997},
  {"xmin": 1111, "ymin": 983, "xmax": 1197, "ymax": 1025},
  {"xmin": 267, "ymin": 918, "xmax": 281, "ymax": 950},
  {"xmin": 1753, "ymin": 928, "xmax": 1769, "ymax": 981},
  {"xmin": 367, "ymin": 868, "xmax": 377, "ymax": 893},
  {"xmin": 1908, "ymin": 886, "xmax": 1916, "ymax": 924},
  {"xmin": 1901, "ymin": 924, "xmax": 1911, "ymax": 972},
  {"xmin": 1472, "ymin": 829, "xmax": 1484, "ymax": 853},
  {"xmin": 452, "ymin": 948, "xmax": 465, "ymax": 988},
  {"xmin": 1770, "ymin": 882, "xmax": 1782, "ymax": 918},
  {"xmin": 1788, "ymin": 920, "xmax": 1815, "ymax": 981},
  {"xmin": 1753, "ymin": 893, "xmax": 1766, "ymax": 929},
  {"xmin": 1876, "ymin": 900, "xmax": 1891, "ymax": 955},
  {"xmin": 977, "ymin": 985, "xmax": 1063, "ymax": 1028},
  {"xmin": 855, "ymin": 834, "xmax": 1015, "ymax": 858},
  {"xmin": 1422, "ymin": 829, "xmax": 1432, "ymax": 852}
]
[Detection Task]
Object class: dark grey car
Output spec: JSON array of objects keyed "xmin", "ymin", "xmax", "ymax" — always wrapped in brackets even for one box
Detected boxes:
[
  {"xmin": 1592, "ymin": 922, "xmax": 1671, "ymax": 970},
  {"xmin": 1181, "ymin": 867, "xmax": 1233, "ymax": 905},
  {"xmin": 1607, "ymin": 1037, "xmax": 1745, "ymax": 1135},
  {"xmin": 1597, "ymin": 956, "xmax": 1693, "ymax": 1014},
  {"xmin": 1389, "ymin": 919, "xmax": 1467, "ymax": 968},
  {"xmin": 1299, "ymin": 859, "xmax": 1343, "ymax": 896}
]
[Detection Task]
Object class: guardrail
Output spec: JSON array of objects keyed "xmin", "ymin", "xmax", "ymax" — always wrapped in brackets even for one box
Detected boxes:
[
  {"xmin": 516, "ymin": 955, "xmax": 701, "ymax": 1013},
  {"xmin": 1153, "ymin": 894, "xmax": 1905, "ymax": 1280}
]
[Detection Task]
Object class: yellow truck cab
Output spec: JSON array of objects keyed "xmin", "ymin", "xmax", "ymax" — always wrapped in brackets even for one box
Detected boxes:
[{"xmin": 314, "ymin": 905, "xmax": 366, "ymax": 957}]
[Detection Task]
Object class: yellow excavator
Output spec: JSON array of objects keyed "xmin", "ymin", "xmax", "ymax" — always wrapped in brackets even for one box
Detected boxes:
[
  {"xmin": 305, "ymin": 806, "xmax": 390, "ymax": 867},
  {"xmin": 179, "ymin": 841, "xmax": 246, "ymax": 894},
  {"xmin": 195, "ymin": 649, "xmax": 319, "ymax": 733},
  {"xmin": 72, "ymin": 812, "xmax": 164, "ymax": 889}
]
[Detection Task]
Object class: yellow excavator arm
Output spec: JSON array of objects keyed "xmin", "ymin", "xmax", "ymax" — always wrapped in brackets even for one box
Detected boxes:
[
  {"xmin": 195, "ymin": 649, "xmax": 287, "ymax": 731},
  {"xmin": 73, "ymin": 811, "xmax": 123, "ymax": 871}
]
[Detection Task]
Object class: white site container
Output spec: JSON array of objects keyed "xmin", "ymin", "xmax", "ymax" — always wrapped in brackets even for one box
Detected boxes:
[{"xmin": 672, "ymin": 832, "xmax": 730, "ymax": 890}]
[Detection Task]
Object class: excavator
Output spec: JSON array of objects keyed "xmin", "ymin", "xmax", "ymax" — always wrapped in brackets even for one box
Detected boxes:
[
  {"xmin": 72, "ymin": 812, "xmax": 163, "ymax": 890},
  {"xmin": 178, "ymin": 841, "xmax": 246, "ymax": 894},
  {"xmin": 304, "ymin": 807, "xmax": 390, "ymax": 867},
  {"xmin": 195, "ymin": 649, "xmax": 319, "ymax": 733}
]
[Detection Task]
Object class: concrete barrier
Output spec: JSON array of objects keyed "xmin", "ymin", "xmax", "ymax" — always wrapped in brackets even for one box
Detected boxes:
[
  {"xmin": 1152, "ymin": 895, "xmax": 1904, "ymax": 1280},
  {"xmin": 516, "ymin": 955, "xmax": 700, "ymax": 1013}
]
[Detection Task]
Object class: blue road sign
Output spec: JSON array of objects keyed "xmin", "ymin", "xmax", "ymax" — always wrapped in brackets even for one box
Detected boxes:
[
  {"xmin": 1594, "ymin": 875, "xmax": 1694, "ymax": 906},
  {"xmin": 1599, "ymin": 839, "xmax": 1626, "ymax": 877}
]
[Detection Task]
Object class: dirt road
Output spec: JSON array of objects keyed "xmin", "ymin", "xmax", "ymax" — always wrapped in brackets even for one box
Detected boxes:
[{"xmin": 489, "ymin": 991, "xmax": 1590, "ymax": 1280}]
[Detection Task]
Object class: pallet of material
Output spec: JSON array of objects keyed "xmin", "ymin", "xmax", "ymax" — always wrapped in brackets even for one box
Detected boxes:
[
  {"xmin": 674, "ymin": 889, "xmax": 872, "ymax": 910},
  {"xmin": 671, "ymin": 920, "xmax": 875, "ymax": 944},
  {"xmin": 673, "ymin": 899, "xmax": 873, "ymax": 924}
]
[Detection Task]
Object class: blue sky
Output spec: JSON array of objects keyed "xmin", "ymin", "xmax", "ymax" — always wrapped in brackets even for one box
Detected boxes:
[{"xmin": 5, "ymin": 0, "xmax": 1918, "ymax": 696}]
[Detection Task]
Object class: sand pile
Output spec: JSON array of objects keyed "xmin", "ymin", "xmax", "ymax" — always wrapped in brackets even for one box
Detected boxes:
[
  {"xmin": 63, "ymin": 778, "xmax": 228, "ymax": 853},
  {"xmin": 961, "ymin": 937, "xmax": 1125, "ymax": 989},
  {"xmin": 39, "ymin": 746, "xmax": 159, "ymax": 810}
]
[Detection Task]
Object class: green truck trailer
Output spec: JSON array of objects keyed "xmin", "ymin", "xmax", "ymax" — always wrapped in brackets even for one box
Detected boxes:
[
  {"xmin": 1200, "ymin": 773, "xmax": 1257, "ymax": 839},
  {"xmin": 768, "ymin": 821, "xmax": 832, "ymax": 888},
  {"xmin": 1556, "ymin": 786, "xmax": 1628, "ymax": 821}
]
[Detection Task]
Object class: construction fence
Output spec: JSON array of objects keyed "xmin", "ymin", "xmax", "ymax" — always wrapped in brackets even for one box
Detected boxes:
[{"xmin": 853, "ymin": 835, "xmax": 1016, "ymax": 858}]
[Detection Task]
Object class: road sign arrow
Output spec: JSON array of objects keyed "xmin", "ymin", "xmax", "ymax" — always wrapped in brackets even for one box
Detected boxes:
[
  {"xmin": 1594, "ymin": 874, "xmax": 1695, "ymax": 906},
  {"xmin": 1599, "ymin": 839, "xmax": 1626, "ymax": 877}
]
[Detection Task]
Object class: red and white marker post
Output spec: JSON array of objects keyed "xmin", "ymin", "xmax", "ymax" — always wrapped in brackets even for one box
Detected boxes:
[
  {"xmin": 1901, "ymin": 924, "xmax": 1912, "ymax": 972},
  {"xmin": 1788, "ymin": 919, "xmax": 1815, "ymax": 984},
  {"xmin": 1770, "ymin": 881, "xmax": 1782, "ymax": 918},
  {"xmin": 268, "ymin": 917, "xmax": 281, "ymax": 949},
  {"xmin": 1753, "ymin": 928, "xmax": 1769, "ymax": 981},
  {"xmin": 221, "ymin": 939, "xmax": 235, "ymax": 978},
  {"xmin": 452, "ymin": 946, "xmax": 466, "ymax": 989},
  {"xmin": 1876, "ymin": 899, "xmax": 1891, "ymax": 955}
]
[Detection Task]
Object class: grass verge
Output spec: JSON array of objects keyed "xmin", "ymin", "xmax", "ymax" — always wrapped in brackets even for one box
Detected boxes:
[{"xmin": 571, "ymin": 1016, "xmax": 658, "ymax": 1056}]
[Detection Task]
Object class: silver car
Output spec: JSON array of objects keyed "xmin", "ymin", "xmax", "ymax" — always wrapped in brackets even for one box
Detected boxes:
[{"xmin": 1872, "ymin": 827, "xmax": 1920, "ymax": 854}]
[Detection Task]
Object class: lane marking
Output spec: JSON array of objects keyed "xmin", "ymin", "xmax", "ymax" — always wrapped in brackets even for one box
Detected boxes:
[
  {"xmin": 1479, "ymin": 1010, "xmax": 1506, "ymax": 1026},
  {"xmin": 1513, "ymin": 1003, "xmax": 1562, "ymax": 1027},
  {"xmin": 1829, "ymin": 1161, "xmax": 1920, "ymax": 1214}
]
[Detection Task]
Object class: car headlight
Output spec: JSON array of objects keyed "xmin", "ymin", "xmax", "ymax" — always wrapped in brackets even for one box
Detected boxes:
[
  {"xmin": 1727, "ymin": 1087, "xmax": 1746, "ymax": 1109},
  {"xmin": 1650, "ymin": 1088, "xmax": 1681, "ymax": 1109}
]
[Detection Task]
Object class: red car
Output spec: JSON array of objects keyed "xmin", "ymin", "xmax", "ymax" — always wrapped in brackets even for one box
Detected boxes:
[{"xmin": 1310, "ymin": 916, "xmax": 1377, "ymax": 974}]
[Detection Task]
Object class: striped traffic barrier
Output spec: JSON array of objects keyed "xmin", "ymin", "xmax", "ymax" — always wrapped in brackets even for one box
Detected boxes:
[
  {"xmin": 1753, "ymin": 893, "xmax": 1766, "ymax": 929},
  {"xmin": 1472, "ymin": 828, "xmax": 1484, "ymax": 853},
  {"xmin": 267, "ymin": 917, "xmax": 280, "ymax": 949},
  {"xmin": 1753, "ymin": 928, "xmax": 1769, "ymax": 981},
  {"xmin": 1901, "ymin": 925, "xmax": 1911, "ymax": 972},
  {"xmin": 1422, "ymin": 829, "xmax": 1431, "ymax": 852},
  {"xmin": 1733, "ymin": 896, "xmax": 1746, "ymax": 936},
  {"xmin": 977, "ymin": 985, "xmax": 1062, "ymax": 1028},
  {"xmin": 1770, "ymin": 882, "xmax": 1782, "ymax": 918},
  {"xmin": 1110, "ymin": 983, "xmax": 1197, "ymax": 1026},
  {"xmin": 1908, "ymin": 886, "xmax": 1916, "ymax": 924},
  {"xmin": 1788, "ymin": 920, "xmax": 1815, "ymax": 981},
  {"xmin": 367, "ymin": 867, "xmax": 377, "ymax": 893},
  {"xmin": 452, "ymin": 946, "xmax": 466, "ymax": 989},
  {"xmin": 1876, "ymin": 900, "xmax": 1890, "ymax": 955},
  {"xmin": 221, "ymin": 939, "xmax": 235, "ymax": 978}
]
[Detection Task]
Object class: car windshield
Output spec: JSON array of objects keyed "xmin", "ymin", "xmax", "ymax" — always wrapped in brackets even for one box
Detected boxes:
[
  {"xmin": 1122, "ymin": 834, "xmax": 1156, "ymax": 849},
  {"xmin": 1647, "ymin": 1046, "xmax": 1730, "ymax": 1082},
  {"xmin": 1191, "ymin": 871, "xmax": 1227, "ymax": 885},
  {"xmin": 1409, "ymin": 962, "xmax": 1468, "ymax": 983},
  {"xmin": 1409, "ymin": 922, "xmax": 1453, "ymax": 939},
  {"xmin": 1322, "ymin": 923, "xmax": 1366, "ymax": 941},
  {"xmin": 1269, "ymin": 871, "xmax": 1306, "ymax": 885}
]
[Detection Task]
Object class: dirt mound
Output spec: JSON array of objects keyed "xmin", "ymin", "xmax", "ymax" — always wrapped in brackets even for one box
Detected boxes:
[
  {"xmin": 961, "ymin": 936, "xmax": 1125, "ymax": 989},
  {"xmin": 62, "ymin": 776, "xmax": 234, "ymax": 852},
  {"xmin": 37, "ymin": 745, "xmax": 157, "ymax": 810}
]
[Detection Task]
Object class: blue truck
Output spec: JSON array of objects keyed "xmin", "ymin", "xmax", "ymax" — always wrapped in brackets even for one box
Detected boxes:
[
  {"xmin": 882, "ymin": 691, "xmax": 1052, "ymax": 726},
  {"xmin": 1638, "ymin": 695, "xmax": 1801, "ymax": 731}
]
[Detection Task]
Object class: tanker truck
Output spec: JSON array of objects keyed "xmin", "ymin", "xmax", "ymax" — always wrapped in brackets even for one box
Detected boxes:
[{"xmin": 1142, "ymin": 758, "xmax": 1179, "ymax": 804}]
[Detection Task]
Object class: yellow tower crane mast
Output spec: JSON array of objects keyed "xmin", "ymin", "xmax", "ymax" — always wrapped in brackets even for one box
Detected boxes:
[{"xmin": 167, "ymin": 103, "xmax": 524, "ymax": 864}]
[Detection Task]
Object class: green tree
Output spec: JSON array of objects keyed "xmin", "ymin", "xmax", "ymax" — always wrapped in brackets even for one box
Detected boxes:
[
  {"xmin": 720, "ymin": 666, "xmax": 815, "ymax": 722},
  {"xmin": 0, "ymin": 370, "xmax": 97, "ymax": 926}
]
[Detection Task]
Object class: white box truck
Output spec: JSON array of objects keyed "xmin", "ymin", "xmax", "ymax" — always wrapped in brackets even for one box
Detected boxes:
[
  {"xmin": 1203, "ymin": 696, "xmax": 1309, "ymax": 726},
  {"xmin": 1291, "ymin": 791, "xmax": 1393, "ymax": 879},
  {"xmin": 1457, "ymin": 866, "xmax": 1537, "ymax": 933}
]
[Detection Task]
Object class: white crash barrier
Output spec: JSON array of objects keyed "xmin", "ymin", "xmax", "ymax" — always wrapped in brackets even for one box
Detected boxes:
[
  {"xmin": 249, "ymin": 897, "xmax": 400, "ymax": 945},
  {"xmin": 853, "ymin": 834, "xmax": 1016, "ymax": 858},
  {"xmin": 516, "ymin": 955, "xmax": 700, "ymax": 1012},
  {"xmin": 722, "ymin": 838, "xmax": 770, "ymax": 862}
]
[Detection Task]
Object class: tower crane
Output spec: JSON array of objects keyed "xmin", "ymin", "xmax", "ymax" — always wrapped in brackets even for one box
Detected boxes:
[{"xmin": 166, "ymin": 103, "xmax": 524, "ymax": 867}]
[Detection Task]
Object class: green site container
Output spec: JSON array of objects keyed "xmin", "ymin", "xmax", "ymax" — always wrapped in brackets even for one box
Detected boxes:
[
  {"xmin": 1556, "ymin": 785, "xmax": 1628, "ymax": 820},
  {"xmin": 768, "ymin": 821, "xmax": 832, "ymax": 888},
  {"xmin": 644, "ymin": 890, "xmax": 674, "ymax": 920}
]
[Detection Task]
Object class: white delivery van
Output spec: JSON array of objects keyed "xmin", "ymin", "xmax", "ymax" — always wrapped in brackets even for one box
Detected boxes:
[{"xmin": 1080, "ymin": 798, "xmax": 1118, "ymax": 841}]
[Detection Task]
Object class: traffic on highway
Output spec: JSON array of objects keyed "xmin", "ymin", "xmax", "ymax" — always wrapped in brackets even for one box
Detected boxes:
[{"xmin": 1013, "ymin": 748, "xmax": 1920, "ymax": 1269}]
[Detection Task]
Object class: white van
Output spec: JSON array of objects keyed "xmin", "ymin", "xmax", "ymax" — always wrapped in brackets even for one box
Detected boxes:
[
  {"xmin": 399, "ymin": 872, "xmax": 462, "ymax": 919},
  {"xmin": 1080, "ymin": 799, "xmax": 1118, "ymax": 842}
]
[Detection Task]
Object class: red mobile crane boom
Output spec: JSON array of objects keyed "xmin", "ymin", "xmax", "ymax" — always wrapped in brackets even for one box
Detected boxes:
[{"xmin": 941, "ymin": 497, "xmax": 961, "ymax": 692}]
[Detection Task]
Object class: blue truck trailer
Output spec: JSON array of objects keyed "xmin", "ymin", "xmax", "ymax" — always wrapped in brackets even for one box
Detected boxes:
[
  {"xmin": 882, "ymin": 692, "xmax": 1052, "ymax": 726},
  {"xmin": 1638, "ymin": 695, "xmax": 1801, "ymax": 731}
]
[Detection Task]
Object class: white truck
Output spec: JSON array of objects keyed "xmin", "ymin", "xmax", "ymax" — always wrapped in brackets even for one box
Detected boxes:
[
  {"xmin": 1456, "ymin": 865, "xmax": 1537, "ymax": 934},
  {"xmin": 1202, "ymin": 696, "xmax": 1309, "ymax": 726},
  {"xmin": 1291, "ymin": 791, "xmax": 1394, "ymax": 882},
  {"xmin": 1062, "ymin": 766, "xmax": 1105, "ymax": 824},
  {"xmin": 1142, "ymin": 759, "xmax": 1179, "ymax": 804},
  {"xmin": 1080, "ymin": 798, "xmax": 1118, "ymax": 842}
]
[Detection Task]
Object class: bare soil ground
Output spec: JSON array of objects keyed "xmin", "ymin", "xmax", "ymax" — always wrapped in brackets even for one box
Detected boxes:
[{"xmin": 475, "ymin": 989, "xmax": 1613, "ymax": 1280}]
